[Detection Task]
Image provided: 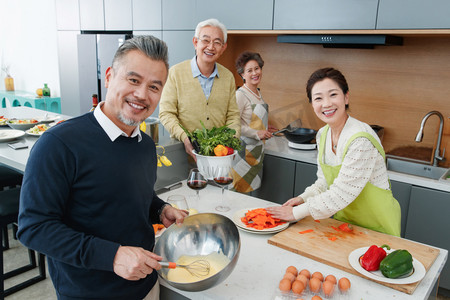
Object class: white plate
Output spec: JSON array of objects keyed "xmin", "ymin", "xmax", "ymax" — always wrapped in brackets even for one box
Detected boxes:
[
  {"xmin": 348, "ymin": 246, "xmax": 426, "ymax": 284},
  {"xmin": 0, "ymin": 129, "xmax": 26, "ymax": 142},
  {"xmin": 232, "ymin": 208, "xmax": 289, "ymax": 234},
  {"xmin": 38, "ymin": 116, "xmax": 60, "ymax": 123},
  {"xmin": 25, "ymin": 130, "xmax": 44, "ymax": 137}
]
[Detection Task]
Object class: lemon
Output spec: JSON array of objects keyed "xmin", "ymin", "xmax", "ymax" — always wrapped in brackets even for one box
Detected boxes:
[{"xmin": 36, "ymin": 88, "xmax": 43, "ymax": 96}]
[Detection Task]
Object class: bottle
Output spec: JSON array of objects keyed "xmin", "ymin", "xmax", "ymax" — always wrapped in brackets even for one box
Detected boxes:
[
  {"xmin": 90, "ymin": 94, "xmax": 98, "ymax": 112},
  {"xmin": 42, "ymin": 83, "xmax": 51, "ymax": 96},
  {"xmin": 4, "ymin": 75, "xmax": 14, "ymax": 91}
]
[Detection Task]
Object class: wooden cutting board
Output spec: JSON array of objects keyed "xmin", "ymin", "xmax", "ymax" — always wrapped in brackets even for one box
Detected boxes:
[{"xmin": 268, "ymin": 217, "xmax": 440, "ymax": 295}]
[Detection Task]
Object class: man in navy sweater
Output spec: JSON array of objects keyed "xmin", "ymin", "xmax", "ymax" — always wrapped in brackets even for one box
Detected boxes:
[{"xmin": 17, "ymin": 36, "xmax": 187, "ymax": 299}]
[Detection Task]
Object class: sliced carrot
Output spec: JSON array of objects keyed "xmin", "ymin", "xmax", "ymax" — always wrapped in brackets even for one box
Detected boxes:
[
  {"xmin": 314, "ymin": 220, "xmax": 321, "ymax": 223},
  {"xmin": 241, "ymin": 208, "xmax": 286, "ymax": 230},
  {"xmin": 331, "ymin": 226, "xmax": 340, "ymax": 231},
  {"xmin": 328, "ymin": 236, "xmax": 337, "ymax": 241},
  {"xmin": 299, "ymin": 229, "xmax": 314, "ymax": 234},
  {"xmin": 338, "ymin": 223, "xmax": 353, "ymax": 232},
  {"xmin": 152, "ymin": 224, "xmax": 164, "ymax": 233}
]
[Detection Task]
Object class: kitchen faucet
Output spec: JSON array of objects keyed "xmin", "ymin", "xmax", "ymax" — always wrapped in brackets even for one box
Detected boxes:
[{"xmin": 415, "ymin": 111, "xmax": 445, "ymax": 166}]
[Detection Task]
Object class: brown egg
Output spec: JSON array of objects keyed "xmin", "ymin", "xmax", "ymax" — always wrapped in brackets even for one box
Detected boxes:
[
  {"xmin": 311, "ymin": 271, "xmax": 324, "ymax": 281},
  {"xmin": 299, "ymin": 269, "xmax": 311, "ymax": 279},
  {"xmin": 324, "ymin": 274, "xmax": 337, "ymax": 284},
  {"xmin": 283, "ymin": 272, "xmax": 297, "ymax": 283},
  {"xmin": 309, "ymin": 277, "xmax": 322, "ymax": 293},
  {"xmin": 279, "ymin": 278, "xmax": 292, "ymax": 292},
  {"xmin": 296, "ymin": 274, "xmax": 309, "ymax": 287},
  {"xmin": 338, "ymin": 277, "xmax": 351, "ymax": 292},
  {"xmin": 291, "ymin": 280, "xmax": 305, "ymax": 295},
  {"xmin": 322, "ymin": 280, "xmax": 335, "ymax": 297},
  {"xmin": 286, "ymin": 265, "xmax": 298, "ymax": 276},
  {"xmin": 311, "ymin": 296, "xmax": 323, "ymax": 300}
]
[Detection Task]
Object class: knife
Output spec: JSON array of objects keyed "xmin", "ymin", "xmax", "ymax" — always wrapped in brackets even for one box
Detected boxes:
[{"xmin": 155, "ymin": 182, "xmax": 183, "ymax": 195}]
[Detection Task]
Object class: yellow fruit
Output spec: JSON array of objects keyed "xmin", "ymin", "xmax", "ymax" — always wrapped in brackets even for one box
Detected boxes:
[
  {"xmin": 157, "ymin": 158, "xmax": 162, "ymax": 167},
  {"xmin": 159, "ymin": 155, "xmax": 172, "ymax": 166},
  {"xmin": 36, "ymin": 88, "xmax": 43, "ymax": 96},
  {"xmin": 139, "ymin": 121, "xmax": 146, "ymax": 132}
]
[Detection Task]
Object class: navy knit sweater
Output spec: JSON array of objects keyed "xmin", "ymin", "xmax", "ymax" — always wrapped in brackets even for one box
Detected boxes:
[{"xmin": 18, "ymin": 113, "xmax": 166, "ymax": 299}]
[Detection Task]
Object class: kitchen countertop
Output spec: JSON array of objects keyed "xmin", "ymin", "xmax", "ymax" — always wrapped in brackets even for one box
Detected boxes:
[
  {"xmin": 264, "ymin": 135, "xmax": 450, "ymax": 192},
  {"xmin": 157, "ymin": 182, "xmax": 447, "ymax": 300}
]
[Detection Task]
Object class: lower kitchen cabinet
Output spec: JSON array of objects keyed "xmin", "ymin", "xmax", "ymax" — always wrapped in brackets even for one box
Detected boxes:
[
  {"xmin": 253, "ymin": 155, "xmax": 296, "ymax": 204},
  {"xmin": 405, "ymin": 186, "xmax": 450, "ymax": 290},
  {"xmin": 294, "ymin": 161, "xmax": 318, "ymax": 196},
  {"xmin": 390, "ymin": 180, "xmax": 412, "ymax": 237}
]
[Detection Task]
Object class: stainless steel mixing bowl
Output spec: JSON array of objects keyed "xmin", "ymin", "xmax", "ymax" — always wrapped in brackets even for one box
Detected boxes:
[{"xmin": 153, "ymin": 213, "xmax": 241, "ymax": 291}]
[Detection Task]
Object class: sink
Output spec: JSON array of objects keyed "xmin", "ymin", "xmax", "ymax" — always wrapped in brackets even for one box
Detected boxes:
[{"xmin": 386, "ymin": 158, "xmax": 449, "ymax": 180}]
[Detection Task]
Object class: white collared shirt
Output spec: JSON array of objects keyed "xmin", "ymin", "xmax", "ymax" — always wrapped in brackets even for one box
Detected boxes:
[{"xmin": 93, "ymin": 102, "xmax": 142, "ymax": 142}]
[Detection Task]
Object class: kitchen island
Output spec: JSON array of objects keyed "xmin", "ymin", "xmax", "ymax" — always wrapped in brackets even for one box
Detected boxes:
[{"xmin": 157, "ymin": 182, "xmax": 447, "ymax": 300}]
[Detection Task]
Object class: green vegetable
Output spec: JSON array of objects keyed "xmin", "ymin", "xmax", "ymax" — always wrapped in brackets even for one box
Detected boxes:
[
  {"xmin": 180, "ymin": 121, "xmax": 242, "ymax": 156},
  {"xmin": 379, "ymin": 249, "xmax": 413, "ymax": 279}
]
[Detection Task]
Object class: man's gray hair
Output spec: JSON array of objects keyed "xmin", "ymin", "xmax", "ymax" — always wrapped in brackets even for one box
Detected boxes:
[
  {"xmin": 112, "ymin": 35, "xmax": 169, "ymax": 71},
  {"xmin": 194, "ymin": 18, "xmax": 227, "ymax": 43}
]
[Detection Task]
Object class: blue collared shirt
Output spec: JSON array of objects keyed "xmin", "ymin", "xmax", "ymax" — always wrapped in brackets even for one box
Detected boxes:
[{"xmin": 190, "ymin": 56, "xmax": 219, "ymax": 100}]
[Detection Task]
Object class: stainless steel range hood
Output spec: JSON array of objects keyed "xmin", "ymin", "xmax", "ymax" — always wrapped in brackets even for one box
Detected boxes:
[{"xmin": 277, "ymin": 34, "xmax": 403, "ymax": 49}]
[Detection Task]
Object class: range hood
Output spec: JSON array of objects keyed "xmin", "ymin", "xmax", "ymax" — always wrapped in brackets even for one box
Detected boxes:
[{"xmin": 277, "ymin": 34, "xmax": 403, "ymax": 49}]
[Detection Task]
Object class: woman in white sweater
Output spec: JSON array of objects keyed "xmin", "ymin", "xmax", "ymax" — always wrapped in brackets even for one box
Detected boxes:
[{"xmin": 267, "ymin": 68, "xmax": 401, "ymax": 236}]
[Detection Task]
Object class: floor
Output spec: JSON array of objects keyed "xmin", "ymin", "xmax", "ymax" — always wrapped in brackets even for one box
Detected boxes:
[{"xmin": 3, "ymin": 229, "xmax": 450, "ymax": 300}]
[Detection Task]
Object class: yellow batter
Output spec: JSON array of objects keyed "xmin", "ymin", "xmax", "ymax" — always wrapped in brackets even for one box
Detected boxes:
[{"xmin": 167, "ymin": 252, "xmax": 230, "ymax": 283}]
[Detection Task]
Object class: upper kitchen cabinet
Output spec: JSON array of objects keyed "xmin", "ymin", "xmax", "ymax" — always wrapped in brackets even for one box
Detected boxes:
[
  {"xmin": 80, "ymin": 0, "xmax": 105, "ymax": 30},
  {"xmin": 162, "ymin": 0, "xmax": 197, "ymax": 30},
  {"xmin": 377, "ymin": 0, "xmax": 450, "ymax": 29},
  {"xmin": 55, "ymin": 0, "xmax": 80, "ymax": 30},
  {"xmin": 133, "ymin": 0, "xmax": 162, "ymax": 30},
  {"xmin": 162, "ymin": 31, "xmax": 195, "ymax": 67},
  {"xmin": 104, "ymin": 0, "xmax": 132, "ymax": 30},
  {"xmin": 274, "ymin": 0, "xmax": 378, "ymax": 30},
  {"xmin": 196, "ymin": 0, "xmax": 273, "ymax": 30}
]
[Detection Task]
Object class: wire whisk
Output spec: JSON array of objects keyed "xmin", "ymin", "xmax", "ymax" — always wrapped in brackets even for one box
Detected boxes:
[{"xmin": 161, "ymin": 259, "xmax": 211, "ymax": 277}]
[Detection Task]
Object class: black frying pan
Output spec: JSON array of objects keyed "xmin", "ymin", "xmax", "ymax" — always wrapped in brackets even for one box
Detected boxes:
[{"xmin": 283, "ymin": 128, "xmax": 317, "ymax": 144}]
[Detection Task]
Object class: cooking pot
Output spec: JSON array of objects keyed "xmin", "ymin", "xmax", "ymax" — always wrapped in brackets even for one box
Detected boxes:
[
  {"xmin": 143, "ymin": 117, "xmax": 159, "ymax": 143},
  {"xmin": 284, "ymin": 128, "xmax": 317, "ymax": 144}
]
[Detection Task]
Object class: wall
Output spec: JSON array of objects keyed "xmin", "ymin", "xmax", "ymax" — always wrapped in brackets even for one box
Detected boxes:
[
  {"xmin": 0, "ymin": 0, "xmax": 60, "ymax": 97},
  {"xmin": 218, "ymin": 34, "xmax": 450, "ymax": 167}
]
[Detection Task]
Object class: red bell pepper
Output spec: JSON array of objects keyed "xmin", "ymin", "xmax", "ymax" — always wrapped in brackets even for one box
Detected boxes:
[{"xmin": 360, "ymin": 244, "xmax": 390, "ymax": 271}]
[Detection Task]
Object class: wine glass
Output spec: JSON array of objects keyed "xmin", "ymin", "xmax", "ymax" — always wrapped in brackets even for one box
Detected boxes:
[
  {"xmin": 167, "ymin": 195, "xmax": 189, "ymax": 213},
  {"xmin": 187, "ymin": 168, "xmax": 207, "ymax": 202},
  {"xmin": 213, "ymin": 166, "xmax": 234, "ymax": 212}
]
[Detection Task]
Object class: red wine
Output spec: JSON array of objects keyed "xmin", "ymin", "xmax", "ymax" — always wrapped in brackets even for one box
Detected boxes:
[
  {"xmin": 187, "ymin": 180, "xmax": 207, "ymax": 190},
  {"xmin": 213, "ymin": 177, "xmax": 233, "ymax": 186}
]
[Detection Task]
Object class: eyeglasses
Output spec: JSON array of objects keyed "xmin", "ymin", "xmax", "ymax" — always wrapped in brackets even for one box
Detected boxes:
[{"xmin": 197, "ymin": 37, "xmax": 224, "ymax": 48}]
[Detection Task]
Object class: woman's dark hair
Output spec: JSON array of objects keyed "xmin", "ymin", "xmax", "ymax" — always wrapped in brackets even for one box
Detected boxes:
[
  {"xmin": 306, "ymin": 67, "xmax": 349, "ymax": 109},
  {"xmin": 235, "ymin": 51, "xmax": 264, "ymax": 75}
]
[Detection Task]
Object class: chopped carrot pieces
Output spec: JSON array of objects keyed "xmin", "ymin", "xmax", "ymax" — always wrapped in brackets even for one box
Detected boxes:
[
  {"xmin": 241, "ymin": 208, "xmax": 286, "ymax": 230},
  {"xmin": 314, "ymin": 220, "xmax": 321, "ymax": 223},
  {"xmin": 328, "ymin": 236, "xmax": 337, "ymax": 241},
  {"xmin": 152, "ymin": 224, "xmax": 164, "ymax": 233},
  {"xmin": 299, "ymin": 229, "xmax": 314, "ymax": 234},
  {"xmin": 331, "ymin": 226, "xmax": 340, "ymax": 231},
  {"xmin": 338, "ymin": 223, "xmax": 353, "ymax": 232}
]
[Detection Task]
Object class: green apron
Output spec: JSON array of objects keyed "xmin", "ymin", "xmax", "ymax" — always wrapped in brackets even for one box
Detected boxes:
[{"xmin": 319, "ymin": 126, "xmax": 401, "ymax": 236}]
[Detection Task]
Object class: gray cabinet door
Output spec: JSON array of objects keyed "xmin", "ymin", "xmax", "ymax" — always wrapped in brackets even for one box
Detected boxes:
[
  {"xmin": 79, "ymin": 0, "xmax": 105, "ymax": 30},
  {"xmin": 377, "ymin": 0, "xmax": 450, "ymax": 29},
  {"xmin": 133, "ymin": 0, "xmax": 162, "ymax": 30},
  {"xmin": 390, "ymin": 180, "xmax": 411, "ymax": 237},
  {"xmin": 274, "ymin": 0, "xmax": 378, "ymax": 30},
  {"xmin": 252, "ymin": 155, "xmax": 296, "ymax": 204},
  {"xmin": 294, "ymin": 161, "xmax": 317, "ymax": 196},
  {"xmin": 196, "ymin": 0, "xmax": 273, "ymax": 30},
  {"xmin": 405, "ymin": 186, "xmax": 450, "ymax": 290},
  {"xmin": 105, "ymin": 0, "xmax": 132, "ymax": 30},
  {"xmin": 162, "ymin": 0, "xmax": 197, "ymax": 30},
  {"xmin": 162, "ymin": 31, "xmax": 195, "ymax": 67}
]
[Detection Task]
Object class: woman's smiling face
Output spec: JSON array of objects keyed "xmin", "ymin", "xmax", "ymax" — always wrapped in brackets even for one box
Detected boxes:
[{"xmin": 311, "ymin": 78, "xmax": 349, "ymax": 126}]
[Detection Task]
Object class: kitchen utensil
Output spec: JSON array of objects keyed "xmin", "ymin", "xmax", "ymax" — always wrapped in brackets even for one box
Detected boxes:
[
  {"xmin": 284, "ymin": 128, "xmax": 317, "ymax": 144},
  {"xmin": 268, "ymin": 217, "xmax": 439, "ymax": 295},
  {"xmin": 142, "ymin": 117, "xmax": 159, "ymax": 143},
  {"xmin": 155, "ymin": 182, "xmax": 183, "ymax": 195},
  {"xmin": 154, "ymin": 213, "xmax": 240, "ymax": 292},
  {"xmin": 160, "ymin": 259, "xmax": 211, "ymax": 277},
  {"xmin": 272, "ymin": 118, "xmax": 303, "ymax": 135}
]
